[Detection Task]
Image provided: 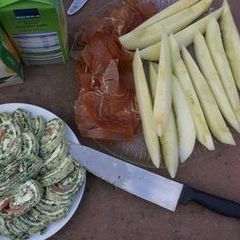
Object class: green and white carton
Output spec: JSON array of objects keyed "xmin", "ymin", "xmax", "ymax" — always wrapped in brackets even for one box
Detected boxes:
[
  {"xmin": 0, "ymin": 26, "xmax": 23, "ymax": 88},
  {"xmin": 0, "ymin": 0, "xmax": 69, "ymax": 65}
]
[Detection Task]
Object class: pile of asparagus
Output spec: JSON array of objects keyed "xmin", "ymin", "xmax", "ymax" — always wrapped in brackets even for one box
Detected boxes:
[{"xmin": 119, "ymin": 0, "xmax": 240, "ymax": 178}]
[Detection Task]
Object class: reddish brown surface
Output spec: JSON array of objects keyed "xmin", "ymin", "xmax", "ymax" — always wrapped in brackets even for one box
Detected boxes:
[
  {"xmin": 74, "ymin": 1, "xmax": 157, "ymax": 141},
  {"xmin": 0, "ymin": 0, "xmax": 240, "ymax": 239}
]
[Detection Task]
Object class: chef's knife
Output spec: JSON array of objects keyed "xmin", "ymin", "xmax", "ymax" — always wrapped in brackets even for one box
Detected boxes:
[
  {"xmin": 70, "ymin": 144, "xmax": 240, "ymax": 218},
  {"xmin": 67, "ymin": 0, "xmax": 88, "ymax": 15}
]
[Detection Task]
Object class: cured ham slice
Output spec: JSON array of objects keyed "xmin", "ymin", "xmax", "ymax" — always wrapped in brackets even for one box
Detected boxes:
[{"xmin": 74, "ymin": 0, "xmax": 157, "ymax": 141}]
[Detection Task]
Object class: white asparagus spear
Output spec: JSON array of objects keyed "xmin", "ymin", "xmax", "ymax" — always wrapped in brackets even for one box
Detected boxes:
[
  {"xmin": 148, "ymin": 62, "xmax": 179, "ymax": 175},
  {"xmin": 148, "ymin": 62, "xmax": 162, "ymax": 136},
  {"xmin": 172, "ymin": 75, "xmax": 196, "ymax": 163},
  {"xmin": 153, "ymin": 33, "xmax": 172, "ymax": 136},
  {"xmin": 160, "ymin": 109, "xmax": 179, "ymax": 178},
  {"xmin": 132, "ymin": 49, "xmax": 161, "ymax": 168},
  {"xmin": 169, "ymin": 35, "xmax": 214, "ymax": 150},
  {"xmin": 220, "ymin": 0, "xmax": 240, "ymax": 90},
  {"xmin": 119, "ymin": 0, "xmax": 213, "ymax": 50},
  {"xmin": 149, "ymin": 52, "xmax": 196, "ymax": 165},
  {"xmin": 149, "ymin": 62, "xmax": 195, "ymax": 163},
  {"xmin": 149, "ymin": 62, "xmax": 158, "ymax": 99},
  {"xmin": 194, "ymin": 31, "xmax": 240, "ymax": 133},
  {"xmin": 206, "ymin": 18, "xmax": 240, "ymax": 125},
  {"xmin": 130, "ymin": 0, "xmax": 199, "ymax": 31},
  {"xmin": 140, "ymin": 7, "xmax": 222, "ymax": 61},
  {"xmin": 182, "ymin": 47, "xmax": 235, "ymax": 145},
  {"xmin": 149, "ymin": 62, "xmax": 162, "ymax": 137}
]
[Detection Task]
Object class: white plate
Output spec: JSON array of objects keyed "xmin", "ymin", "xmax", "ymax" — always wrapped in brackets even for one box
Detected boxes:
[{"xmin": 0, "ymin": 103, "xmax": 86, "ymax": 240}]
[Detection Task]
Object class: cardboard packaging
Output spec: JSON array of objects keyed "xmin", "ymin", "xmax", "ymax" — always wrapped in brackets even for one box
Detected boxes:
[
  {"xmin": 0, "ymin": 0, "xmax": 69, "ymax": 65},
  {"xmin": 0, "ymin": 26, "xmax": 23, "ymax": 88}
]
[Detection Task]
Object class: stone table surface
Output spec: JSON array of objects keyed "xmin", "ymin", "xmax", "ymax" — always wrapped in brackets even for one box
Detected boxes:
[{"xmin": 1, "ymin": 0, "xmax": 240, "ymax": 239}]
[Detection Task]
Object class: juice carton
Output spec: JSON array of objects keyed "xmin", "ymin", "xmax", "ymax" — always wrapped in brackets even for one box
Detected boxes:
[
  {"xmin": 0, "ymin": 0, "xmax": 69, "ymax": 65},
  {"xmin": 0, "ymin": 26, "xmax": 23, "ymax": 88}
]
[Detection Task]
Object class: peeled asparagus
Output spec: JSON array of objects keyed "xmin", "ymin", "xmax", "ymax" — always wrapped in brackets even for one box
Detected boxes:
[
  {"xmin": 148, "ymin": 62, "xmax": 162, "ymax": 135},
  {"xmin": 220, "ymin": 0, "xmax": 240, "ymax": 90},
  {"xmin": 153, "ymin": 33, "xmax": 172, "ymax": 136},
  {"xmin": 134, "ymin": 0, "xmax": 199, "ymax": 32},
  {"xmin": 149, "ymin": 62, "xmax": 158, "ymax": 98},
  {"xmin": 172, "ymin": 75, "xmax": 196, "ymax": 163},
  {"xmin": 169, "ymin": 35, "xmax": 214, "ymax": 150},
  {"xmin": 140, "ymin": 7, "xmax": 222, "ymax": 61},
  {"xmin": 149, "ymin": 63, "xmax": 193, "ymax": 164},
  {"xmin": 206, "ymin": 18, "xmax": 240, "ymax": 125},
  {"xmin": 160, "ymin": 109, "xmax": 179, "ymax": 178},
  {"xmin": 182, "ymin": 47, "xmax": 235, "ymax": 145},
  {"xmin": 119, "ymin": 0, "xmax": 213, "ymax": 50},
  {"xmin": 194, "ymin": 31, "xmax": 240, "ymax": 133},
  {"xmin": 149, "ymin": 62, "xmax": 179, "ymax": 175},
  {"xmin": 133, "ymin": 49, "xmax": 161, "ymax": 168}
]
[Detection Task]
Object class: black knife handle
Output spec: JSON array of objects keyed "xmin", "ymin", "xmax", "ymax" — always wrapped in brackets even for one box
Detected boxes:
[{"xmin": 179, "ymin": 184, "xmax": 240, "ymax": 219}]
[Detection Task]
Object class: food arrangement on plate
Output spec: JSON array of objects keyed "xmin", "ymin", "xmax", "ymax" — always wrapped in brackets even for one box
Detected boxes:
[
  {"xmin": 0, "ymin": 108, "xmax": 86, "ymax": 240},
  {"xmin": 74, "ymin": 0, "xmax": 240, "ymax": 177}
]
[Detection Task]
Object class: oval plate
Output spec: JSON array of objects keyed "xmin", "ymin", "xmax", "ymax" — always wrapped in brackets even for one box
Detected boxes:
[{"xmin": 0, "ymin": 103, "xmax": 86, "ymax": 240}]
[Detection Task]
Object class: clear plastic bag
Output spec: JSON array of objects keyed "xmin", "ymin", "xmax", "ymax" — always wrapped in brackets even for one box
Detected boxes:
[{"xmin": 71, "ymin": 0, "xmax": 230, "ymax": 169}]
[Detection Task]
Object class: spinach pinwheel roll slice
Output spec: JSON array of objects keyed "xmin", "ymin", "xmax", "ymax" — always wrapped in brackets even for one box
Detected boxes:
[
  {"xmin": 32, "ymin": 202, "xmax": 71, "ymax": 223},
  {"xmin": 0, "ymin": 179, "xmax": 18, "ymax": 199},
  {"xmin": 3, "ymin": 219, "xmax": 27, "ymax": 240},
  {"xmin": 19, "ymin": 156, "xmax": 43, "ymax": 182},
  {"xmin": 0, "ymin": 180, "xmax": 43, "ymax": 218},
  {"xmin": 0, "ymin": 216, "xmax": 9, "ymax": 236},
  {"xmin": 38, "ymin": 155, "xmax": 75, "ymax": 186},
  {"xmin": 40, "ymin": 138, "xmax": 68, "ymax": 175},
  {"xmin": 31, "ymin": 116, "xmax": 46, "ymax": 139},
  {"xmin": 1, "ymin": 214, "xmax": 46, "ymax": 240},
  {"xmin": 18, "ymin": 132, "xmax": 39, "ymax": 159},
  {"xmin": 0, "ymin": 201, "xmax": 46, "ymax": 239},
  {"xmin": 0, "ymin": 156, "xmax": 41, "ymax": 198},
  {"xmin": 10, "ymin": 180, "xmax": 43, "ymax": 209},
  {"xmin": 12, "ymin": 108, "xmax": 32, "ymax": 132},
  {"xmin": 12, "ymin": 109, "xmax": 32, "ymax": 132},
  {"xmin": 0, "ymin": 113, "xmax": 10, "ymax": 124},
  {"xmin": 0, "ymin": 160, "xmax": 19, "ymax": 183},
  {"xmin": 17, "ymin": 213, "xmax": 47, "ymax": 235},
  {"xmin": 40, "ymin": 118, "xmax": 66, "ymax": 158},
  {"xmin": 46, "ymin": 163, "xmax": 86, "ymax": 200},
  {"xmin": 0, "ymin": 217, "xmax": 24, "ymax": 240},
  {"xmin": 0, "ymin": 168, "xmax": 24, "ymax": 198},
  {"xmin": 38, "ymin": 197, "xmax": 71, "ymax": 212},
  {"xmin": 0, "ymin": 120, "xmax": 22, "ymax": 166},
  {"xmin": 0, "ymin": 157, "xmax": 43, "ymax": 199}
]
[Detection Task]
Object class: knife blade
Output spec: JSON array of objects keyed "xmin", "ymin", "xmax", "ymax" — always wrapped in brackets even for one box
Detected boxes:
[
  {"xmin": 70, "ymin": 144, "xmax": 240, "ymax": 218},
  {"xmin": 67, "ymin": 0, "xmax": 88, "ymax": 16}
]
